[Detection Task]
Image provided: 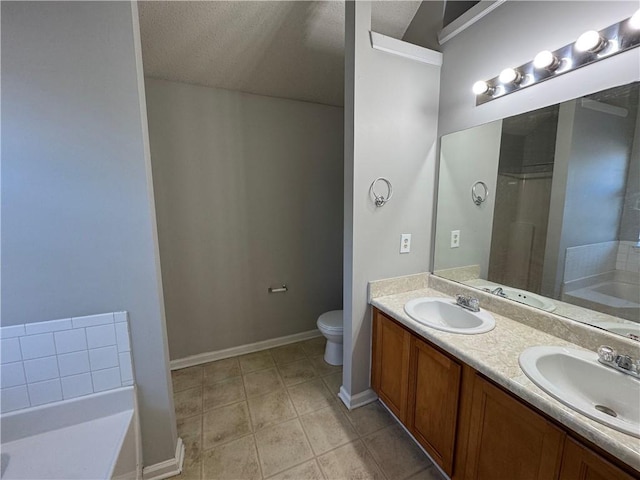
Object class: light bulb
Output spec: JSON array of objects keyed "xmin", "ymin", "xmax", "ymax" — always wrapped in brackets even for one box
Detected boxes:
[
  {"xmin": 472, "ymin": 80, "xmax": 490, "ymax": 95},
  {"xmin": 533, "ymin": 50, "xmax": 560, "ymax": 70},
  {"xmin": 575, "ymin": 30, "xmax": 606, "ymax": 52},
  {"xmin": 499, "ymin": 68, "xmax": 521, "ymax": 84},
  {"xmin": 629, "ymin": 8, "xmax": 640, "ymax": 29}
]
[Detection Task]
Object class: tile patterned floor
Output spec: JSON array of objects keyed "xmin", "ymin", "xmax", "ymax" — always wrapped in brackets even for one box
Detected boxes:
[{"xmin": 171, "ymin": 337, "xmax": 445, "ymax": 480}]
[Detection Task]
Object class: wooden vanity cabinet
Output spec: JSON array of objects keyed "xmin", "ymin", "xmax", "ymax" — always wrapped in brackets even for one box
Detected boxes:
[
  {"xmin": 462, "ymin": 374, "xmax": 565, "ymax": 480},
  {"xmin": 370, "ymin": 308, "xmax": 639, "ymax": 480},
  {"xmin": 372, "ymin": 309, "xmax": 411, "ymax": 423},
  {"xmin": 559, "ymin": 438, "xmax": 637, "ymax": 480},
  {"xmin": 408, "ymin": 336, "xmax": 462, "ymax": 476}
]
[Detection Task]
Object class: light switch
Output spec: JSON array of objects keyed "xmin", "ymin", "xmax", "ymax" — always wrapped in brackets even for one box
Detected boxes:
[{"xmin": 400, "ymin": 234, "xmax": 411, "ymax": 254}]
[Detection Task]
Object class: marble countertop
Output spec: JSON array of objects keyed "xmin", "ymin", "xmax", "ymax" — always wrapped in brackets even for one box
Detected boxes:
[{"xmin": 370, "ymin": 284, "xmax": 640, "ymax": 472}]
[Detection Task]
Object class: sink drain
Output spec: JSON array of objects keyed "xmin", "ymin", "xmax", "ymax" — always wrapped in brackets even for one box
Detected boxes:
[{"xmin": 595, "ymin": 405, "xmax": 618, "ymax": 417}]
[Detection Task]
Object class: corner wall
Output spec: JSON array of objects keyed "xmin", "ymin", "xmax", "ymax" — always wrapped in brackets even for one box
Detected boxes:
[
  {"xmin": 1, "ymin": 1, "xmax": 176, "ymax": 467},
  {"xmin": 343, "ymin": 1, "xmax": 441, "ymax": 401}
]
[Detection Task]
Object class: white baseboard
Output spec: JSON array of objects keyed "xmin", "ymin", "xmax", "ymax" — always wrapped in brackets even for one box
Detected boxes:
[
  {"xmin": 142, "ymin": 437, "xmax": 185, "ymax": 480},
  {"xmin": 338, "ymin": 386, "xmax": 378, "ymax": 410},
  {"xmin": 170, "ymin": 329, "xmax": 322, "ymax": 370}
]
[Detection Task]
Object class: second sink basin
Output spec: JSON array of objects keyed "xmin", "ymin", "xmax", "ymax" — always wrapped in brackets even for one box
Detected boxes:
[
  {"xmin": 404, "ymin": 297, "xmax": 496, "ymax": 334},
  {"xmin": 519, "ymin": 346, "xmax": 640, "ymax": 437}
]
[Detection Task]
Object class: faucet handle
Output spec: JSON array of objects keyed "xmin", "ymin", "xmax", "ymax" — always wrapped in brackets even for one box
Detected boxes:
[{"xmin": 597, "ymin": 345, "xmax": 616, "ymax": 363}]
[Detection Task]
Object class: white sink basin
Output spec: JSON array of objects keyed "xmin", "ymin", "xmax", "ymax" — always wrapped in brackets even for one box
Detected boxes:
[
  {"xmin": 404, "ymin": 297, "xmax": 496, "ymax": 334},
  {"xmin": 519, "ymin": 346, "xmax": 640, "ymax": 437},
  {"xmin": 478, "ymin": 285, "xmax": 556, "ymax": 312},
  {"xmin": 599, "ymin": 322, "xmax": 640, "ymax": 341}
]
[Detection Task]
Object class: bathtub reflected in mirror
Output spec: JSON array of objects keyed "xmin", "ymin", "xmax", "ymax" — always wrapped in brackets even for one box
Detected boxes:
[{"xmin": 434, "ymin": 81, "xmax": 640, "ymax": 340}]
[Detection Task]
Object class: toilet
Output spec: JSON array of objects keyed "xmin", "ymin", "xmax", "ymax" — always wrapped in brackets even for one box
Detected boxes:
[{"xmin": 317, "ymin": 310, "xmax": 344, "ymax": 366}]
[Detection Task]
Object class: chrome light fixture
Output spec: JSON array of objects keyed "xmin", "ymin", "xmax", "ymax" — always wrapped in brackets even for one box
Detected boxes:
[
  {"xmin": 629, "ymin": 9, "xmax": 640, "ymax": 29},
  {"xmin": 533, "ymin": 50, "xmax": 560, "ymax": 70},
  {"xmin": 472, "ymin": 80, "xmax": 492, "ymax": 95},
  {"xmin": 575, "ymin": 30, "xmax": 607, "ymax": 52},
  {"xmin": 472, "ymin": 10, "xmax": 640, "ymax": 105},
  {"xmin": 499, "ymin": 68, "xmax": 522, "ymax": 84}
]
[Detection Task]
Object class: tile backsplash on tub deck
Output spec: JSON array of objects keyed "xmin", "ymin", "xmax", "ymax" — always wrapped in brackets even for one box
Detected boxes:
[{"xmin": 0, "ymin": 312, "xmax": 134, "ymax": 413}]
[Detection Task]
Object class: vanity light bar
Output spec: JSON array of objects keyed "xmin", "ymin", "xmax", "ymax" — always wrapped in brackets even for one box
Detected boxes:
[{"xmin": 473, "ymin": 11, "xmax": 640, "ymax": 105}]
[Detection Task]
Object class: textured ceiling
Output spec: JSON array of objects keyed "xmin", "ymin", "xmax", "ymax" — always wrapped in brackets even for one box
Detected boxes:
[{"xmin": 138, "ymin": 1, "xmax": 421, "ymax": 106}]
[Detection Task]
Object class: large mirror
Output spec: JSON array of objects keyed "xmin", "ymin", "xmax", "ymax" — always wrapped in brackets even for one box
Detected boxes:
[{"xmin": 434, "ymin": 81, "xmax": 639, "ymax": 340}]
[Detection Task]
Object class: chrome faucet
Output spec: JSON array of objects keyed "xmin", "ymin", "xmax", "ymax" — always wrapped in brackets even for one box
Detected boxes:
[
  {"xmin": 455, "ymin": 294, "xmax": 480, "ymax": 313},
  {"xmin": 597, "ymin": 346, "xmax": 640, "ymax": 378},
  {"xmin": 483, "ymin": 286, "xmax": 507, "ymax": 298}
]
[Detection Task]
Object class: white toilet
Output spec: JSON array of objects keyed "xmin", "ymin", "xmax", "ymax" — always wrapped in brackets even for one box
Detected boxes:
[{"xmin": 317, "ymin": 310, "xmax": 344, "ymax": 366}]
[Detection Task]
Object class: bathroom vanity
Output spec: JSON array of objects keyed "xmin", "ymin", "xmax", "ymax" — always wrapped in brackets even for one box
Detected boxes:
[{"xmin": 369, "ymin": 274, "xmax": 640, "ymax": 480}]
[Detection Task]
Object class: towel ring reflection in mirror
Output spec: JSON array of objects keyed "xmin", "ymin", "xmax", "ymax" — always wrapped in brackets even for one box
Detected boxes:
[
  {"xmin": 370, "ymin": 177, "xmax": 393, "ymax": 207},
  {"xmin": 471, "ymin": 181, "xmax": 489, "ymax": 206}
]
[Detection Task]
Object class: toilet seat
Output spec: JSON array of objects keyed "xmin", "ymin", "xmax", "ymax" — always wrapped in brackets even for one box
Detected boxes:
[{"xmin": 317, "ymin": 310, "xmax": 343, "ymax": 332}]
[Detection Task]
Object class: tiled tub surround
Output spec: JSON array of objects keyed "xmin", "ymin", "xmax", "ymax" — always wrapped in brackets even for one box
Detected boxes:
[
  {"xmin": 0, "ymin": 312, "xmax": 134, "ymax": 413},
  {"xmin": 368, "ymin": 273, "xmax": 640, "ymax": 472}
]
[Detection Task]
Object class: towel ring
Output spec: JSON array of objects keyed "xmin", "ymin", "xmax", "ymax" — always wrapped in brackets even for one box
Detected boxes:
[
  {"xmin": 471, "ymin": 181, "xmax": 489, "ymax": 206},
  {"xmin": 370, "ymin": 177, "xmax": 393, "ymax": 207}
]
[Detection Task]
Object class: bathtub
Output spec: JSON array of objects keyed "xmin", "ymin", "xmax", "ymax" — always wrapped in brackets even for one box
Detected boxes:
[
  {"xmin": 562, "ymin": 271, "xmax": 640, "ymax": 322},
  {"xmin": 1, "ymin": 386, "xmax": 141, "ymax": 479}
]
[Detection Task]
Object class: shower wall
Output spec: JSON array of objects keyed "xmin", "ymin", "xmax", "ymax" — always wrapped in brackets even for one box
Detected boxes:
[{"xmin": 488, "ymin": 107, "xmax": 558, "ymax": 292}]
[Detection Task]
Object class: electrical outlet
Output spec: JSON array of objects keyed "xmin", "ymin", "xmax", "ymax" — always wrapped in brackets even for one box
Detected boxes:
[
  {"xmin": 400, "ymin": 234, "xmax": 411, "ymax": 253},
  {"xmin": 451, "ymin": 230, "xmax": 460, "ymax": 248}
]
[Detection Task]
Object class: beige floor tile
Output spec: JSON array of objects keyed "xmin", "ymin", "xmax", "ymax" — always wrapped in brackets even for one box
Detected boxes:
[
  {"xmin": 288, "ymin": 378, "xmax": 335, "ymax": 415},
  {"xmin": 255, "ymin": 418, "xmax": 314, "ymax": 477},
  {"xmin": 247, "ymin": 388, "xmax": 297, "ymax": 430},
  {"xmin": 266, "ymin": 460, "xmax": 324, "ymax": 480},
  {"xmin": 317, "ymin": 440, "xmax": 385, "ymax": 480},
  {"xmin": 175, "ymin": 386, "xmax": 203, "ymax": 420},
  {"xmin": 177, "ymin": 414, "xmax": 202, "ymax": 439},
  {"xmin": 405, "ymin": 465, "xmax": 447, "ymax": 480},
  {"xmin": 300, "ymin": 337, "xmax": 326, "ymax": 357},
  {"xmin": 363, "ymin": 424, "xmax": 431, "ymax": 480},
  {"xmin": 270, "ymin": 343, "xmax": 307, "ymax": 365},
  {"xmin": 243, "ymin": 368, "xmax": 283, "ymax": 398},
  {"xmin": 177, "ymin": 415, "xmax": 202, "ymax": 468},
  {"xmin": 203, "ymin": 401, "xmax": 252, "ymax": 450},
  {"xmin": 308, "ymin": 355, "xmax": 342, "ymax": 376},
  {"xmin": 321, "ymin": 371, "xmax": 342, "ymax": 395},
  {"xmin": 203, "ymin": 357, "xmax": 241, "ymax": 385},
  {"xmin": 203, "ymin": 376, "xmax": 245, "ymax": 411},
  {"xmin": 203, "ymin": 434, "xmax": 261, "ymax": 480},
  {"xmin": 340, "ymin": 401, "xmax": 394, "ymax": 437},
  {"xmin": 300, "ymin": 405, "xmax": 358, "ymax": 455},
  {"xmin": 239, "ymin": 350, "xmax": 275, "ymax": 373},
  {"xmin": 173, "ymin": 458, "xmax": 202, "ymax": 480},
  {"xmin": 278, "ymin": 359, "xmax": 317, "ymax": 386},
  {"xmin": 172, "ymin": 366, "xmax": 203, "ymax": 393}
]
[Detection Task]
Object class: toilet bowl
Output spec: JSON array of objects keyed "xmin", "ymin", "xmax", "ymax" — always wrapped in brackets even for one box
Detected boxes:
[{"xmin": 317, "ymin": 310, "xmax": 344, "ymax": 366}]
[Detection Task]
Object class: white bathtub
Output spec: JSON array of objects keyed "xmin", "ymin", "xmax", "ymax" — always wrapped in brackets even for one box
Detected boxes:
[
  {"xmin": 1, "ymin": 386, "xmax": 141, "ymax": 480},
  {"xmin": 562, "ymin": 271, "xmax": 640, "ymax": 322}
]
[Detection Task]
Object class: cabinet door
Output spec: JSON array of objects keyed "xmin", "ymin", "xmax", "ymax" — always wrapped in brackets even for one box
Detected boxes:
[
  {"xmin": 408, "ymin": 336, "xmax": 461, "ymax": 477},
  {"xmin": 559, "ymin": 438, "xmax": 638, "ymax": 480},
  {"xmin": 464, "ymin": 375, "xmax": 565, "ymax": 480},
  {"xmin": 372, "ymin": 309, "xmax": 411, "ymax": 423}
]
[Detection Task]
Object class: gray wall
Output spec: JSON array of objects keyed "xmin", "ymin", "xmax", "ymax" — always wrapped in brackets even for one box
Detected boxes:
[
  {"xmin": 344, "ymin": 1, "xmax": 440, "ymax": 399},
  {"xmin": 1, "ymin": 1, "xmax": 176, "ymax": 467},
  {"xmin": 544, "ymin": 99, "xmax": 636, "ymax": 296},
  {"xmin": 434, "ymin": 121, "xmax": 502, "ymax": 278},
  {"xmin": 620, "ymin": 99, "xmax": 640, "ymax": 242},
  {"xmin": 438, "ymin": 1, "xmax": 640, "ymax": 137},
  {"xmin": 144, "ymin": 79, "xmax": 344, "ymax": 360}
]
